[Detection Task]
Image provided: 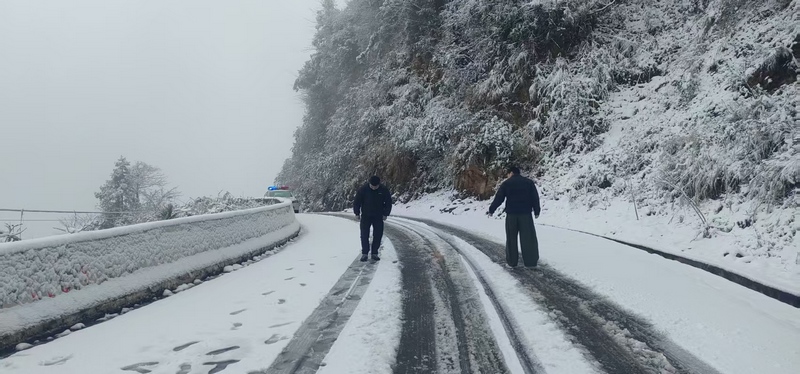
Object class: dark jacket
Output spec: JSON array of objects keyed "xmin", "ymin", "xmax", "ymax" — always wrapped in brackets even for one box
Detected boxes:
[
  {"xmin": 354, "ymin": 183, "xmax": 393, "ymax": 217},
  {"xmin": 489, "ymin": 175, "xmax": 541, "ymax": 216}
]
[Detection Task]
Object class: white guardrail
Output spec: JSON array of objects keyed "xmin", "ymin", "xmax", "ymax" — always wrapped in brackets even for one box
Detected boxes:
[{"xmin": 0, "ymin": 199, "xmax": 300, "ymax": 349}]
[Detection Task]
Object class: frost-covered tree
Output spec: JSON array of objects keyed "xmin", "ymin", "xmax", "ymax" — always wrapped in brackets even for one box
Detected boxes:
[
  {"xmin": 280, "ymin": 0, "xmax": 605, "ymax": 207},
  {"xmin": 95, "ymin": 158, "xmax": 180, "ymax": 228},
  {"xmin": 280, "ymin": 0, "xmax": 799, "ymax": 213},
  {"xmin": 129, "ymin": 161, "xmax": 180, "ymax": 222},
  {"xmin": 95, "ymin": 157, "xmax": 180, "ymax": 229},
  {"xmin": 95, "ymin": 156, "xmax": 139, "ymax": 228}
]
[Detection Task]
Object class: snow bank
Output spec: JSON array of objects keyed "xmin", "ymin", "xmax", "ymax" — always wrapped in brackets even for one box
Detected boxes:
[{"xmin": 0, "ymin": 201, "xmax": 298, "ymax": 309}]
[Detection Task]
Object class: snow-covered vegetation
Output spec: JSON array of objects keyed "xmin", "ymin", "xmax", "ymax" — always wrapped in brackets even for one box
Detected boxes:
[
  {"xmin": 93, "ymin": 157, "xmax": 181, "ymax": 229},
  {"xmin": 49, "ymin": 157, "xmax": 276, "ymax": 236},
  {"xmin": 174, "ymin": 192, "xmax": 278, "ymax": 218},
  {"xmin": 0, "ymin": 223, "xmax": 25, "ymax": 243},
  {"xmin": 279, "ymin": 0, "xmax": 798, "ymax": 268}
]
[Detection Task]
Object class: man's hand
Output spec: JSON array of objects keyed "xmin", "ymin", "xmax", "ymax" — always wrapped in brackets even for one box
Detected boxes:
[
  {"xmin": 383, "ymin": 216, "xmax": 387, "ymax": 221},
  {"xmin": 355, "ymin": 214, "xmax": 360, "ymax": 220},
  {"xmin": 535, "ymin": 214, "xmax": 540, "ymax": 219}
]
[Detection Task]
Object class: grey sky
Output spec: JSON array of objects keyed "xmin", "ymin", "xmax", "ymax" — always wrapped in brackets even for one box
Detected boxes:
[{"xmin": 0, "ymin": 0, "xmax": 342, "ymax": 238}]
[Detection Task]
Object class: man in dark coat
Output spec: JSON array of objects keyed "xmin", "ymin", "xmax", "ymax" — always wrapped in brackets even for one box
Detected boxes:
[
  {"xmin": 488, "ymin": 166, "xmax": 541, "ymax": 268},
  {"xmin": 353, "ymin": 176, "xmax": 393, "ymax": 262}
]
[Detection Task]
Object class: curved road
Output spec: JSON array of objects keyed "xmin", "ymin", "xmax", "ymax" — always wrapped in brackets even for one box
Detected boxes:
[
  {"xmin": 3, "ymin": 214, "xmax": 742, "ymax": 374},
  {"xmin": 266, "ymin": 215, "xmax": 722, "ymax": 374}
]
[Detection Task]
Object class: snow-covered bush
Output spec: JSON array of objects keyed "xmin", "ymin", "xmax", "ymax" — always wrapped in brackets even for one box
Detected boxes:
[
  {"xmin": 55, "ymin": 214, "xmax": 99, "ymax": 235},
  {"xmin": 531, "ymin": 53, "xmax": 614, "ymax": 153},
  {"xmin": 176, "ymin": 192, "xmax": 276, "ymax": 218},
  {"xmin": 658, "ymin": 87, "xmax": 799, "ymax": 203},
  {"xmin": 0, "ymin": 224, "xmax": 25, "ymax": 243}
]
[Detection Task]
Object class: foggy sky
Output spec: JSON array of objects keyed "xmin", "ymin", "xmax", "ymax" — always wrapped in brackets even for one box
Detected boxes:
[{"xmin": 0, "ymin": 0, "xmax": 344, "ymax": 238}]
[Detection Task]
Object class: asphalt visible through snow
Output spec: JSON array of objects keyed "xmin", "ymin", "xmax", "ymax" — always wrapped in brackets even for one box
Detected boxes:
[
  {"xmin": 3, "ymin": 214, "xmax": 728, "ymax": 374},
  {"xmin": 413, "ymin": 218, "xmax": 723, "ymax": 374},
  {"xmin": 296, "ymin": 214, "xmax": 723, "ymax": 374},
  {"xmin": 385, "ymin": 223, "xmax": 514, "ymax": 374}
]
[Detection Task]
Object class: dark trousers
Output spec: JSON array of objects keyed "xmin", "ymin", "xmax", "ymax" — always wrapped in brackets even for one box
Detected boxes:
[
  {"xmin": 505, "ymin": 213, "xmax": 539, "ymax": 267},
  {"xmin": 360, "ymin": 215, "xmax": 384, "ymax": 254}
]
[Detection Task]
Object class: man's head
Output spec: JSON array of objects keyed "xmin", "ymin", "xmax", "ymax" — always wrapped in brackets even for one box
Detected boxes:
[
  {"xmin": 369, "ymin": 176, "xmax": 381, "ymax": 190},
  {"xmin": 506, "ymin": 166, "xmax": 521, "ymax": 178}
]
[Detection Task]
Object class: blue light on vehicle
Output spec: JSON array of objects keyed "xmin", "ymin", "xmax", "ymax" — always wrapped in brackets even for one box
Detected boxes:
[{"xmin": 268, "ymin": 186, "xmax": 278, "ymax": 191}]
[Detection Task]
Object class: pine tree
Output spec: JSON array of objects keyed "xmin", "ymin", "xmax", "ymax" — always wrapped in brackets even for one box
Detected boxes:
[{"xmin": 95, "ymin": 156, "xmax": 140, "ymax": 228}]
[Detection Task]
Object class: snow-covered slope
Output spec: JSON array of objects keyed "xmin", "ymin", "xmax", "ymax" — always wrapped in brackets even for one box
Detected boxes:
[
  {"xmin": 542, "ymin": 0, "xmax": 799, "ymax": 286},
  {"xmin": 281, "ymin": 0, "xmax": 798, "ymax": 286}
]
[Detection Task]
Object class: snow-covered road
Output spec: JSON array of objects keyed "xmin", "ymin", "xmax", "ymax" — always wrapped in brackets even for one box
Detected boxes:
[
  {"xmin": 393, "ymin": 213, "xmax": 800, "ymax": 374},
  {"xmin": 0, "ymin": 215, "xmax": 397, "ymax": 374},
  {"xmin": 2, "ymin": 214, "xmax": 798, "ymax": 374}
]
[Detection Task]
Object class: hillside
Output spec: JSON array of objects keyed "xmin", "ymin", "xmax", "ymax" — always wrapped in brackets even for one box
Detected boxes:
[{"xmin": 278, "ymin": 0, "xmax": 798, "ymax": 273}]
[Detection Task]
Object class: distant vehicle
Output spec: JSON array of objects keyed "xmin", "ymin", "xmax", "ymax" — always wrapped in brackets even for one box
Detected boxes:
[{"xmin": 266, "ymin": 186, "xmax": 300, "ymax": 213}]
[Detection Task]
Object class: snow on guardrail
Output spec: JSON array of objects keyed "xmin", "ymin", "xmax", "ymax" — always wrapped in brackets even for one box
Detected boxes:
[{"xmin": 0, "ymin": 199, "xmax": 298, "ymax": 309}]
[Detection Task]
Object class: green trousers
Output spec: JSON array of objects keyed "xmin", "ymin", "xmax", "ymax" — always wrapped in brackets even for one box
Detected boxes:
[{"xmin": 505, "ymin": 213, "xmax": 539, "ymax": 267}]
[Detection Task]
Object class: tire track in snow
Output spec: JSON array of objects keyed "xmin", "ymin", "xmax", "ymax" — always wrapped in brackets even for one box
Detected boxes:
[
  {"xmin": 382, "ymin": 225, "xmax": 440, "ymax": 374},
  {"xmin": 388, "ymin": 222, "xmax": 514, "ymax": 374},
  {"xmin": 417, "ymin": 218, "xmax": 723, "ymax": 374},
  {"xmin": 253, "ymin": 256, "xmax": 377, "ymax": 374},
  {"xmin": 389, "ymin": 220, "xmax": 539, "ymax": 374}
]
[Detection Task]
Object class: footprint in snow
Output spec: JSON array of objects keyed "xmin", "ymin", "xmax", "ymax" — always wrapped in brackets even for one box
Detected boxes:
[
  {"xmin": 285, "ymin": 267, "xmax": 293, "ymax": 271},
  {"xmin": 120, "ymin": 361, "xmax": 158, "ymax": 373},
  {"xmin": 41, "ymin": 355, "xmax": 73, "ymax": 366},
  {"xmin": 206, "ymin": 346, "xmax": 240, "ymax": 356},
  {"xmin": 285, "ymin": 277, "xmax": 295, "ymax": 281},
  {"xmin": 264, "ymin": 334, "xmax": 288, "ymax": 345},
  {"xmin": 203, "ymin": 360, "xmax": 240, "ymax": 374},
  {"xmin": 177, "ymin": 363, "xmax": 192, "ymax": 374},
  {"xmin": 229, "ymin": 309, "xmax": 246, "ymax": 316},
  {"xmin": 278, "ymin": 299, "xmax": 286, "ymax": 305},
  {"xmin": 231, "ymin": 323, "xmax": 243, "ymax": 330},
  {"xmin": 262, "ymin": 291, "xmax": 275, "ymax": 296},
  {"xmin": 268, "ymin": 322, "xmax": 293, "ymax": 329},
  {"xmin": 299, "ymin": 283, "xmax": 307, "ymax": 287},
  {"xmin": 309, "ymin": 263, "xmax": 315, "ymax": 266},
  {"xmin": 173, "ymin": 341, "xmax": 199, "ymax": 352}
]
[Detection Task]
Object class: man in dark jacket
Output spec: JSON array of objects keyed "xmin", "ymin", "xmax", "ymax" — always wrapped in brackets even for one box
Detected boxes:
[
  {"xmin": 353, "ymin": 176, "xmax": 393, "ymax": 262},
  {"xmin": 488, "ymin": 166, "xmax": 541, "ymax": 268}
]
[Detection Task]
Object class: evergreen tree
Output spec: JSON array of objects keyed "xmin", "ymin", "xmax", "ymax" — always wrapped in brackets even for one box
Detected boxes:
[{"xmin": 95, "ymin": 156, "xmax": 140, "ymax": 228}]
